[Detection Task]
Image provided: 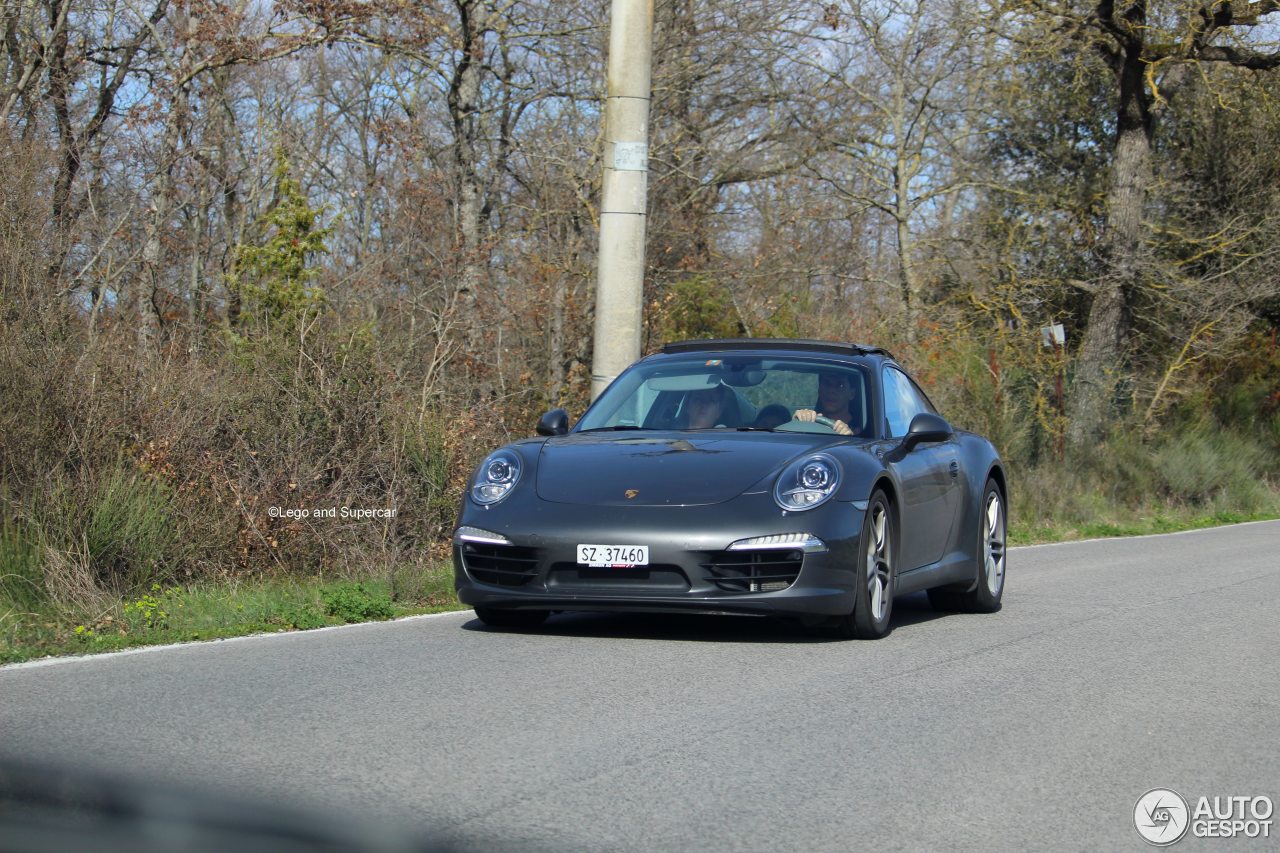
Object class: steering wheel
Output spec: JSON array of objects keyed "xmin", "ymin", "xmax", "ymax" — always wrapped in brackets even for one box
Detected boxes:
[{"xmin": 777, "ymin": 413, "xmax": 843, "ymax": 434}]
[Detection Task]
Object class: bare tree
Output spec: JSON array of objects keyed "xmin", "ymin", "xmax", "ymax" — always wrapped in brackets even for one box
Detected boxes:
[{"xmin": 794, "ymin": 0, "xmax": 997, "ymax": 339}]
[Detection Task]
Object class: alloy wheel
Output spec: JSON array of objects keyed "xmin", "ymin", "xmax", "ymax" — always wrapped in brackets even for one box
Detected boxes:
[
  {"xmin": 984, "ymin": 491, "xmax": 1006, "ymax": 597},
  {"xmin": 866, "ymin": 502, "xmax": 892, "ymax": 622}
]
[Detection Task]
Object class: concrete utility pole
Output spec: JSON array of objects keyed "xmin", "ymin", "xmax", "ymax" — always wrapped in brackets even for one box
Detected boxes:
[{"xmin": 590, "ymin": 0, "xmax": 654, "ymax": 401}]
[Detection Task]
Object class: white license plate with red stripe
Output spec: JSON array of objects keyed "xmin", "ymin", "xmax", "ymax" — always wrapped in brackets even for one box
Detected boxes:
[{"xmin": 576, "ymin": 544, "xmax": 649, "ymax": 568}]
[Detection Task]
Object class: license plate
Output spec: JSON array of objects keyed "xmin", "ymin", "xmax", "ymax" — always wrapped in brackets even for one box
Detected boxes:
[{"xmin": 577, "ymin": 544, "xmax": 649, "ymax": 568}]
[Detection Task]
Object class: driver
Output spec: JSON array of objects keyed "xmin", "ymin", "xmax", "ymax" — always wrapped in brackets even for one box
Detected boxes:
[{"xmin": 794, "ymin": 371, "xmax": 861, "ymax": 436}]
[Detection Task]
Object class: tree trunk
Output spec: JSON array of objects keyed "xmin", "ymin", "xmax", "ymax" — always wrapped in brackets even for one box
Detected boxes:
[
  {"xmin": 45, "ymin": 0, "xmax": 76, "ymax": 285},
  {"xmin": 894, "ymin": 158, "xmax": 920, "ymax": 342},
  {"xmin": 889, "ymin": 53, "xmax": 921, "ymax": 344},
  {"xmin": 653, "ymin": 0, "xmax": 713, "ymax": 274},
  {"xmin": 204, "ymin": 68, "xmax": 243, "ymax": 331},
  {"xmin": 548, "ymin": 266, "xmax": 566, "ymax": 400},
  {"xmin": 188, "ymin": 199, "xmax": 207, "ymax": 353},
  {"xmin": 1067, "ymin": 39, "xmax": 1151, "ymax": 450},
  {"xmin": 448, "ymin": 0, "xmax": 489, "ymax": 357},
  {"xmin": 138, "ymin": 8, "xmax": 196, "ymax": 357}
]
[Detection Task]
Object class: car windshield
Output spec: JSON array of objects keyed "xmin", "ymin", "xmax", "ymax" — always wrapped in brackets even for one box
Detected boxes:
[{"xmin": 576, "ymin": 355, "xmax": 872, "ymax": 435}]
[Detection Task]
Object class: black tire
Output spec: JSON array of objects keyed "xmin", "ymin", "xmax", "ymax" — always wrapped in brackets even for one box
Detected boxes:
[
  {"xmin": 473, "ymin": 607, "xmax": 550, "ymax": 629},
  {"xmin": 928, "ymin": 477, "xmax": 1006, "ymax": 613},
  {"xmin": 833, "ymin": 489, "xmax": 896, "ymax": 639}
]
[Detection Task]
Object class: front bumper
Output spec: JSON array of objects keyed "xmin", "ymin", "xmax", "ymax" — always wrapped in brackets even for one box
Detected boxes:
[{"xmin": 453, "ymin": 492, "xmax": 864, "ymax": 617}]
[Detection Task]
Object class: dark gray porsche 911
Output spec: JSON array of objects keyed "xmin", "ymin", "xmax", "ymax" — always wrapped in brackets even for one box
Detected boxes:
[{"xmin": 453, "ymin": 339, "xmax": 1007, "ymax": 638}]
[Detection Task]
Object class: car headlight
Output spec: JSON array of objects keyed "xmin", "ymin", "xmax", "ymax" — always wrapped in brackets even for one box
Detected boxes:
[
  {"xmin": 774, "ymin": 453, "xmax": 841, "ymax": 511},
  {"xmin": 471, "ymin": 450, "xmax": 522, "ymax": 505}
]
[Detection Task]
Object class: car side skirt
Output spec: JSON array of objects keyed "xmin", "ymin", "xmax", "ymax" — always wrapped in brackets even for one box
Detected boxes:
[{"xmin": 894, "ymin": 549, "xmax": 975, "ymax": 596}]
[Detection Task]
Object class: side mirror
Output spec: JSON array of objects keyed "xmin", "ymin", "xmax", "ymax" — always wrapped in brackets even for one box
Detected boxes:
[
  {"xmin": 902, "ymin": 412, "xmax": 952, "ymax": 451},
  {"xmin": 536, "ymin": 408, "xmax": 570, "ymax": 436}
]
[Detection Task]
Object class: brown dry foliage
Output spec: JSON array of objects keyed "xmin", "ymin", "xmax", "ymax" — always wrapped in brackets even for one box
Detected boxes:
[{"xmin": 0, "ymin": 143, "xmax": 527, "ymax": 609}]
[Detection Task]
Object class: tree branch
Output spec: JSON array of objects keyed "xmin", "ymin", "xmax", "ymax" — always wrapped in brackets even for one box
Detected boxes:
[{"xmin": 1194, "ymin": 44, "xmax": 1280, "ymax": 70}]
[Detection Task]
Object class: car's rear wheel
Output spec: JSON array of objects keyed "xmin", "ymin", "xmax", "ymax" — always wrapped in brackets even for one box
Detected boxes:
[
  {"xmin": 473, "ymin": 607, "xmax": 549, "ymax": 629},
  {"xmin": 833, "ymin": 489, "xmax": 896, "ymax": 639},
  {"xmin": 928, "ymin": 477, "xmax": 1005, "ymax": 613}
]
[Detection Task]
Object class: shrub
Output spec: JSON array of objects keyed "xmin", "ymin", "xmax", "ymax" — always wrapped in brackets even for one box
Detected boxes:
[
  {"xmin": 84, "ymin": 469, "xmax": 184, "ymax": 589},
  {"xmin": 0, "ymin": 521, "xmax": 45, "ymax": 612},
  {"xmin": 320, "ymin": 583, "xmax": 394, "ymax": 623},
  {"xmin": 1149, "ymin": 427, "xmax": 1270, "ymax": 510}
]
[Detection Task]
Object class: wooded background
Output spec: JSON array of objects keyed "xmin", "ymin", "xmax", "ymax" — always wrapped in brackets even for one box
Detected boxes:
[{"xmin": 2, "ymin": 0, "xmax": 1279, "ymax": 597}]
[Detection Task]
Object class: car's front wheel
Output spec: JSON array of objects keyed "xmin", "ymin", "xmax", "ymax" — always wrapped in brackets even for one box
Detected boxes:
[
  {"xmin": 473, "ymin": 607, "xmax": 550, "ymax": 629},
  {"xmin": 833, "ymin": 489, "xmax": 896, "ymax": 639}
]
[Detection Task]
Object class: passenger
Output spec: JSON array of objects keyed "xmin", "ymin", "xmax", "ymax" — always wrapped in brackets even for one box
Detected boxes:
[
  {"xmin": 794, "ymin": 371, "xmax": 862, "ymax": 436},
  {"xmin": 684, "ymin": 384, "xmax": 738, "ymax": 429},
  {"xmin": 752, "ymin": 404, "xmax": 792, "ymax": 429}
]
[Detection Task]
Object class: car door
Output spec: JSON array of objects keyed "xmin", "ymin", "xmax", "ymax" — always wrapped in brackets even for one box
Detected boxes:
[{"xmin": 882, "ymin": 366, "xmax": 961, "ymax": 571}]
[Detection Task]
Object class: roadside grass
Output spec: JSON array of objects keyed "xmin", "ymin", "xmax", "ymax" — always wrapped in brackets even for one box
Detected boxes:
[
  {"xmin": 0, "ymin": 561, "xmax": 465, "ymax": 665},
  {"xmin": 6, "ymin": 500, "xmax": 1278, "ymax": 664},
  {"xmin": 4, "ymin": 446, "xmax": 1279, "ymax": 664},
  {"xmin": 1009, "ymin": 505, "xmax": 1280, "ymax": 546},
  {"xmin": 1007, "ymin": 422, "xmax": 1280, "ymax": 544}
]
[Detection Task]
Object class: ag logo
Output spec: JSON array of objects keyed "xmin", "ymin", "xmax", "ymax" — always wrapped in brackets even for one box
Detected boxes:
[{"xmin": 1135, "ymin": 788, "xmax": 1190, "ymax": 846}]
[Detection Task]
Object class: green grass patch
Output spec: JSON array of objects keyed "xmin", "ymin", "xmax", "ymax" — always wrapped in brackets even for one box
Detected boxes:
[
  {"xmin": 1007, "ymin": 422, "xmax": 1280, "ymax": 545},
  {"xmin": 1010, "ymin": 506, "xmax": 1280, "ymax": 545},
  {"xmin": 0, "ymin": 562, "xmax": 465, "ymax": 665},
  {"xmin": 320, "ymin": 582, "xmax": 394, "ymax": 623}
]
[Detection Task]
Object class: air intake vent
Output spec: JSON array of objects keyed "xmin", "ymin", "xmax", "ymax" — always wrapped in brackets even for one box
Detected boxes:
[
  {"xmin": 461, "ymin": 543, "xmax": 539, "ymax": 586},
  {"xmin": 703, "ymin": 549, "xmax": 803, "ymax": 593},
  {"xmin": 546, "ymin": 563, "xmax": 690, "ymax": 592}
]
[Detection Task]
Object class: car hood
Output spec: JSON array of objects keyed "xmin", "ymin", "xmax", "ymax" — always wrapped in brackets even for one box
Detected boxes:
[{"xmin": 534, "ymin": 431, "xmax": 841, "ymax": 506}]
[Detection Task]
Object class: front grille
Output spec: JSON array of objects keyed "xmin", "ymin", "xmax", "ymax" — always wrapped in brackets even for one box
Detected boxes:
[
  {"xmin": 461, "ymin": 543, "xmax": 539, "ymax": 586},
  {"xmin": 703, "ymin": 549, "xmax": 804, "ymax": 593}
]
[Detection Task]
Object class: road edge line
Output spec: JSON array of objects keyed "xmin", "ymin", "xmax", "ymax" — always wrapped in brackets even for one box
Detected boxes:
[
  {"xmin": 1009, "ymin": 517, "xmax": 1279, "ymax": 551},
  {"xmin": 7, "ymin": 519, "xmax": 1278, "ymax": 672}
]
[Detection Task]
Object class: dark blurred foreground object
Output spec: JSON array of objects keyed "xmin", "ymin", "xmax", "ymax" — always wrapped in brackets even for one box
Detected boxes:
[{"xmin": 0, "ymin": 757, "xmax": 453, "ymax": 853}]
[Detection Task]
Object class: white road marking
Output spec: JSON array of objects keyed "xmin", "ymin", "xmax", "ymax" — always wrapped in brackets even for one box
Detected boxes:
[
  {"xmin": 5, "ymin": 518, "xmax": 1276, "ymax": 671},
  {"xmin": 1009, "ymin": 517, "xmax": 1278, "ymax": 549}
]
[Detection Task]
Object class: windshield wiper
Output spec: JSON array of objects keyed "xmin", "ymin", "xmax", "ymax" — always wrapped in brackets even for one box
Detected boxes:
[
  {"xmin": 578, "ymin": 425, "xmax": 646, "ymax": 432},
  {"xmin": 735, "ymin": 426, "xmax": 777, "ymax": 432}
]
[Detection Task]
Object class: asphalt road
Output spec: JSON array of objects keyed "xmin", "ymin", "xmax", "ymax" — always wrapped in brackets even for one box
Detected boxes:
[{"xmin": 2, "ymin": 521, "xmax": 1278, "ymax": 851}]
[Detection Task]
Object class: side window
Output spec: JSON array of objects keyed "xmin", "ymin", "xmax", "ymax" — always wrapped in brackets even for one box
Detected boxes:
[{"xmin": 883, "ymin": 367, "xmax": 930, "ymax": 438}]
